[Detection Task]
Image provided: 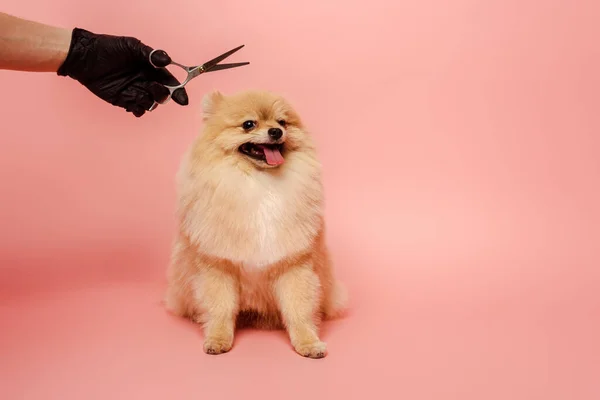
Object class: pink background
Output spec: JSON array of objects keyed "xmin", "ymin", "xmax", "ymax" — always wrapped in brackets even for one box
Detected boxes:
[{"xmin": 1, "ymin": 0, "xmax": 599, "ymax": 399}]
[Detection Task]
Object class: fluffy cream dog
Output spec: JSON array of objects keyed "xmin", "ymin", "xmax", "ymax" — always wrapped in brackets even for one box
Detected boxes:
[{"xmin": 164, "ymin": 90, "xmax": 346, "ymax": 358}]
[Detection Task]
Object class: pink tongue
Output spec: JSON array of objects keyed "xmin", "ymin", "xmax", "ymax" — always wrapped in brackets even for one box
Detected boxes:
[{"xmin": 258, "ymin": 145, "xmax": 285, "ymax": 166}]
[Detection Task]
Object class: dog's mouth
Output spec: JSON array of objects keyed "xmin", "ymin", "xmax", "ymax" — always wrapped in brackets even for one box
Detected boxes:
[{"xmin": 238, "ymin": 142, "xmax": 285, "ymax": 166}]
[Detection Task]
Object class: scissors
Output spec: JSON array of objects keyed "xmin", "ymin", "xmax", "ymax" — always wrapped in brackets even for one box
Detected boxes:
[{"xmin": 147, "ymin": 45, "xmax": 249, "ymax": 111}]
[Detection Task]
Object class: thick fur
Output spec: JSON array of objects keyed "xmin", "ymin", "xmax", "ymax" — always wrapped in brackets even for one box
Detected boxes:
[{"xmin": 165, "ymin": 90, "xmax": 346, "ymax": 358}]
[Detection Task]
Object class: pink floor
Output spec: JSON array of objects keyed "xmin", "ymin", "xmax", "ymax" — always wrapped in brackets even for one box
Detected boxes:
[
  {"xmin": 2, "ymin": 1, "xmax": 599, "ymax": 399},
  {"xmin": 2, "ymin": 208, "xmax": 599, "ymax": 399}
]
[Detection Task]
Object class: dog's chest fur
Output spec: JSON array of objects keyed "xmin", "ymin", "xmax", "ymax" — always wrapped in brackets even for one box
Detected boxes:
[{"xmin": 181, "ymin": 163, "xmax": 323, "ymax": 269}]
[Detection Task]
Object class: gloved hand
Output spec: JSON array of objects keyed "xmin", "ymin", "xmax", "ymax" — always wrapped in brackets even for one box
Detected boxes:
[{"xmin": 57, "ymin": 28, "xmax": 188, "ymax": 117}]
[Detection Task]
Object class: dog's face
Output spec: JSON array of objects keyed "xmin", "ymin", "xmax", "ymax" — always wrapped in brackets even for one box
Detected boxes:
[{"xmin": 201, "ymin": 90, "xmax": 309, "ymax": 169}]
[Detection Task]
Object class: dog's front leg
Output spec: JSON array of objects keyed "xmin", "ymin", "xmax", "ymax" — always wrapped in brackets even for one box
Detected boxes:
[
  {"xmin": 193, "ymin": 265, "xmax": 239, "ymax": 355},
  {"xmin": 273, "ymin": 263, "xmax": 327, "ymax": 358}
]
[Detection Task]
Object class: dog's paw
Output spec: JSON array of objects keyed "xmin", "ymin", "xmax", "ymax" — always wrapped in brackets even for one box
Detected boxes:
[
  {"xmin": 294, "ymin": 340, "xmax": 327, "ymax": 359},
  {"xmin": 203, "ymin": 337, "xmax": 233, "ymax": 355}
]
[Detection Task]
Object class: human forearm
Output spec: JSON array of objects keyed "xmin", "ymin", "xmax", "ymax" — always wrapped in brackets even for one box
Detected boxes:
[{"xmin": 0, "ymin": 12, "xmax": 72, "ymax": 72}]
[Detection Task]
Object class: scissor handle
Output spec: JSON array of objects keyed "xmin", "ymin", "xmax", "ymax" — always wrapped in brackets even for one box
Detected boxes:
[
  {"xmin": 148, "ymin": 50, "xmax": 200, "ymax": 105},
  {"xmin": 148, "ymin": 49, "xmax": 173, "ymax": 69}
]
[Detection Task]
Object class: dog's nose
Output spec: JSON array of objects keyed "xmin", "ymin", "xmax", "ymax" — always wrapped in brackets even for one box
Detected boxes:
[{"xmin": 268, "ymin": 127, "xmax": 283, "ymax": 140}]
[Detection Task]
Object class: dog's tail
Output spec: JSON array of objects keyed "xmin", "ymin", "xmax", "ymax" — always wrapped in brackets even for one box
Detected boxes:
[{"xmin": 323, "ymin": 280, "xmax": 349, "ymax": 320}]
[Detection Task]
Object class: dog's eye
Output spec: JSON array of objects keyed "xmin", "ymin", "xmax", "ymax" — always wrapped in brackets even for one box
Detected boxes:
[
  {"xmin": 242, "ymin": 120, "xmax": 256, "ymax": 131},
  {"xmin": 277, "ymin": 120, "xmax": 287, "ymax": 128}
]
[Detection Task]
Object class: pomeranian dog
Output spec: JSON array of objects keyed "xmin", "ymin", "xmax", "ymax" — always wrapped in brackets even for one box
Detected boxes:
[{"xmin": 164, "ymin": 90, "xmax": 346, "ymax": 358}]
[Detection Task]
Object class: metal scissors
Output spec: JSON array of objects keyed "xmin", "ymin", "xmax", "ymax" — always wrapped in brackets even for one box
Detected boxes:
[{"xmin": 147, "ymin": 44, "xmax": 249, "ymax": 111}]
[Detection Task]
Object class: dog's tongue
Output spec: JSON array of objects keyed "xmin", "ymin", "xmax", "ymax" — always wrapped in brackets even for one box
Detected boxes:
[{"xmin": 258, "ymin": 145, "xmax": 284, "ymax": 166}]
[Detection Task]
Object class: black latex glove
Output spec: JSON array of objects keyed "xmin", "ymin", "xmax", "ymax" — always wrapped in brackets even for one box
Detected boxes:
[{"xmin": 57, "ymin": 28, "xmax": 188, "ymax": 117}]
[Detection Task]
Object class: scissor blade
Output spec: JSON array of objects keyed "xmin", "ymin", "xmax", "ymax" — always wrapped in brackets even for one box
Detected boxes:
[
  {"xmin": 205, "ymin": 62, "xmax": 250, "ymax": 72},
  {"xmin": 201, "ymin": 45, "xmax": 246, "ymax": 70}
]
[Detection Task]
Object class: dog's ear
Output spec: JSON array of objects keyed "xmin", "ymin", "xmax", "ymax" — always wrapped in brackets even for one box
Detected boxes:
[{"xmin": 202, "ymin": 91, "xmax": 224, "ymax": 120}]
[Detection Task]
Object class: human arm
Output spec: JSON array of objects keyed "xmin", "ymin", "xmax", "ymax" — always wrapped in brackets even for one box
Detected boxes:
[
  {"xmin": 0, "ymin": 12, "xmax": 188, "ymax": 116},
  {"xmin": 0, "ymin": 12, "xmax": 71, "ymax": 72}
]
